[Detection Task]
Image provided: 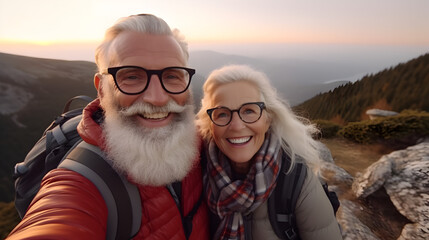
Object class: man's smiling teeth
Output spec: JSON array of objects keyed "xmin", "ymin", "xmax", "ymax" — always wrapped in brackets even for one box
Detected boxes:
[
  {"xmin": 141, "ymin": 112, "xmax": 169, "ymax": 119},
  {"xmin": 228, "ymin": 137, "xmax": 251, "ymax": 144}
]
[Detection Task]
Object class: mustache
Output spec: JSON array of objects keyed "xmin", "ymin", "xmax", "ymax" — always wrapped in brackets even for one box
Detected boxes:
[{"xmin": 120, "ymin": 101, "xmax": 186, "ymax": 117}]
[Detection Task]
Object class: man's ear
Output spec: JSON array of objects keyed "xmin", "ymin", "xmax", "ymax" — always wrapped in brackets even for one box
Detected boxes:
[{"xmin": 94, "ymin": 73, "xmax": 103, "ymax": 98}]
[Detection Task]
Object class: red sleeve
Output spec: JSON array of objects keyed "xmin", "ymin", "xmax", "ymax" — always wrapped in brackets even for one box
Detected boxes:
[{"xmin": 6, "ymin": 169, "xmax": 108, "ymax": 240}]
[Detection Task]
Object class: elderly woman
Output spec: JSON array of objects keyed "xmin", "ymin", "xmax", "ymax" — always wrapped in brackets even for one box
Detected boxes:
[{"xmin": 196, "ymin": 65, "xmax": 342, "ymax": 240}]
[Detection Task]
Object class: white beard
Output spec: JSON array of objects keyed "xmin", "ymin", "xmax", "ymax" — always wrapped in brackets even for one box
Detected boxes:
[{"xmin": 99, "ymin": 84, "xmax": 198, "ymax": 186}]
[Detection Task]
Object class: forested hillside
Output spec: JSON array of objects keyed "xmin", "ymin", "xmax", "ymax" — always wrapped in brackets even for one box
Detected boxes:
[{"xmin": 295, "ymin": 53, "xmax": 429, "ymax": 124}]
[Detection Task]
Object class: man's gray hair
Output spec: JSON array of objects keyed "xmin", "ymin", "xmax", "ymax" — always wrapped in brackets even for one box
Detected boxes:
[{"xmin": 95, "ymin": 14, "xmax": 189, "ymax": 72}]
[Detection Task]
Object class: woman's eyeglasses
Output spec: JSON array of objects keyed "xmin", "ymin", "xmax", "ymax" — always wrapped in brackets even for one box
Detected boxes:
[{"xmin": 207, "ymin": 102, "xmax": 266, "ymax": 126}]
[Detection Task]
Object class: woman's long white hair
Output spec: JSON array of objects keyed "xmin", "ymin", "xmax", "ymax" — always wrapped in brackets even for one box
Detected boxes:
[{"xmin": 196, "ymin": 65, "xmax": 321, "ymax": 172}]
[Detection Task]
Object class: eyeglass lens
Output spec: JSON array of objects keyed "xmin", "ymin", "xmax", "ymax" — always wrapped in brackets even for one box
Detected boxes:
[
  {"xmin": 115, "ymin": 67, "xmax": 190, "ymax": 94},
  {"xmin": 211, "ymin": 103, "xmax": 262, "ymax": 126}
]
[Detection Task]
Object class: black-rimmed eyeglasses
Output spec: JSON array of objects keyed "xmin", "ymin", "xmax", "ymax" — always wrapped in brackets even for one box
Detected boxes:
[
  {"xmin": 207, "ymin": 102, "xmax": 266, "ymax": 126},
  {"xmin": 106, "ymin": 66, "xmax": 195, "ymax": 95}
]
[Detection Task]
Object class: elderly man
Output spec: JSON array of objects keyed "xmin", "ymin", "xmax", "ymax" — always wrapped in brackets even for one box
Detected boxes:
[{"xmin": 7, "ymin": 14, "xmax": 209, "ymax": 239}]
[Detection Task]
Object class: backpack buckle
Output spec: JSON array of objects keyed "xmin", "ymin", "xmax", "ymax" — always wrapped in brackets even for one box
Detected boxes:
[
  {"xmin": 284, "ymin": 227, "xmax": 297, "ymax": 240},
  {"xmin": 14, "ymin": 162, "xmax": 28, "ymax": 177}
]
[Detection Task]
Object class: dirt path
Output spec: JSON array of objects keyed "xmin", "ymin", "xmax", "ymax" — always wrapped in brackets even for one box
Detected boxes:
[{"xmin": 321, "ymin": 138, "xmax": 394, "ymax": 177}]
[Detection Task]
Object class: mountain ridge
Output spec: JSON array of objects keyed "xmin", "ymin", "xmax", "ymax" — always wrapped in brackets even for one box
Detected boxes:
[
  {"xmin": 0, "ymin": 50, "xmax": 427, "ymax": 202},
  {"xmin": 295, "ymin": 52, "xmax": 429, "ymax": 124}
]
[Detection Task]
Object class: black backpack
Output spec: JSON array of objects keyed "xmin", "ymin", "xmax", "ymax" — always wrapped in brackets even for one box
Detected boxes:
[
  {"xmin": 268, "ymin": 156, "xmax": 340, "ymax": 240},
  {"xmin": 203, "ymin": 150, "xmax": 340, "ymax": 240},
  {"xmin": 13, "ymin": 95, "xmax": 141, "ymax": 240},
  {"xmin": 13, "ymin": 95, "xmax": 202, "ymax": 239}
]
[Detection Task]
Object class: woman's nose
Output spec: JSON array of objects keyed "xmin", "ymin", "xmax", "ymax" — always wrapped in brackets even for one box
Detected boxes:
[{"xmin": 228, "ymin": 112, "xmax": 245, "ymax": 130}]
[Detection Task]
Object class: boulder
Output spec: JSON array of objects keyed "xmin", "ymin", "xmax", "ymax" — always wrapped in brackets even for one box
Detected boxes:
[
  {"xmin": 317, "ymin": 141, "xmax": 354, "ymax": 187},
  {"xmin": 352, "ymin": 141, "xmax": 429, "ymax": 239},
  {"xmin": 337, "ymin": 200, "xmax": 380, "ymax": 240},
  {"xmin": 366, "ymin": 108, "xmax": 398, "ymax": 120},
  {"xmin": 317, "ymin": 141, "xmax": 335, "ymax": 163}
]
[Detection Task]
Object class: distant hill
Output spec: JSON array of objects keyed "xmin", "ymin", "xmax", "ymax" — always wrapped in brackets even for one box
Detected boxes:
[
  {"xmin": 0, "ymin": 52, "xmax": 97, "ymax": 201},
  {"xmin": 294, "ymin": 53, "xmax": 429, "ymax": 124}
]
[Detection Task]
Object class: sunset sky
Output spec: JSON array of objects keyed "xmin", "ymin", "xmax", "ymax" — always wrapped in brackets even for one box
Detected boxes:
[{"xmin": 0, "ymin": 0, "xmax": 428, "ymax": 62}]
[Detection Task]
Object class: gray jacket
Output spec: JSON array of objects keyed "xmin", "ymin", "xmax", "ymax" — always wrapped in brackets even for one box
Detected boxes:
[{"xmin": 251, "ymin": 167, "xmax": 342, "ymax": 240}]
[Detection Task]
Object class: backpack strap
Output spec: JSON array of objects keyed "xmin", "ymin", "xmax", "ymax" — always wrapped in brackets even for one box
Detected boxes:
[
  {"xmin": 58, "ymin": 141, "xmax": 141, "ymax": 240},
  {"xmin": 268, "ymin": 155, "xmax": 307, "ymax": 240},
  {"xmin": 49, "ymin": 115, "xmax": 82, "ymax": 147},
  {"xmin": 168, "ymin": 162, "xmax": 204, "ymax": 238},
  {"xmin": 62, "ymin": 95, "xmax": 93, "ymax": 113},
  {"xmin": 321, "ymin": 181, "xmax": 340, "ymax": 216}
]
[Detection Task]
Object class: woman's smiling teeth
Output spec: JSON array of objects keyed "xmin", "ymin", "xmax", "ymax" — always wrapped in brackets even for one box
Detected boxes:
[
  {"xmin": 141, "ymin": 112, "xmax": 169, "ymax": 119},
  {"xmin": 227, "ymin": 137, "xmax": 251, "ymax": 144}
]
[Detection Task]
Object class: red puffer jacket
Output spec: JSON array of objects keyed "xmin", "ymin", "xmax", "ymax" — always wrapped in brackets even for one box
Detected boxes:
[{"xmin": 7, "ymin": 99, "xmax": 209, "ymax": 240}]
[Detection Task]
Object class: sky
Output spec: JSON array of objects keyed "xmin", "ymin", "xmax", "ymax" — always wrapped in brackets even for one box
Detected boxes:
[{"xmin": 0, "ymin": 0, "xmax": 428, "ymax": 63}]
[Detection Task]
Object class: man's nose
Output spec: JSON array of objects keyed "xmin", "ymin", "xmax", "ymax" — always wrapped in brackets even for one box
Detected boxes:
[{"xmin": 140, "ymin": 75, "xmax": 169, "ymax": 106}]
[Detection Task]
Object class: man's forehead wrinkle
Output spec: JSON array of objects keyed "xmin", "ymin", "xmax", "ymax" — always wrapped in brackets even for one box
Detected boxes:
[{"xmin": 109, "ymin": 31, "xmax": 186, "ymax": 67}]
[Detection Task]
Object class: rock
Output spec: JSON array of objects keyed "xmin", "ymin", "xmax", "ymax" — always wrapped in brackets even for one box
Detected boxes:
[
  {"xmin": 352, "ymin": 156, "xmax": 392, "ymax": 198},
  {"xmin": 337, "ymin": 200, "xmax": 380, "ymax": 240},
  {"xmin": 317, "ymin": 141, "xmax": 354, "ymax": 188},
  {"xmin": 352, "ymin": 141, "xmax": 429, "ymax": 240},
  {"xmin": 320, "ymin": 161, "xmax": 354, "ymax": 187},
  {"xmin": 398, "ymin": 223, "xmax": 429, "ymax": 240},
  {"xmin": 366, "ymin": 108, "xmax": 398, "ymax": 120},
  {"xmin": 317, "ymin": 141, "xmax": 335, "ymax": 163}
]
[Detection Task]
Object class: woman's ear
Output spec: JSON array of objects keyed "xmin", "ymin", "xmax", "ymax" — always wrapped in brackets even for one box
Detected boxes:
[{"xmin": 94, "ymin": 73, "xmax": 103, "ymax": 98}]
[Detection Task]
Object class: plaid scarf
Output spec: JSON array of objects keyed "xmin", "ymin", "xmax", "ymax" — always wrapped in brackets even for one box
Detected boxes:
[{"xmin": 205, "ymin": 131, "xmax": 282, "ymax": 240}]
